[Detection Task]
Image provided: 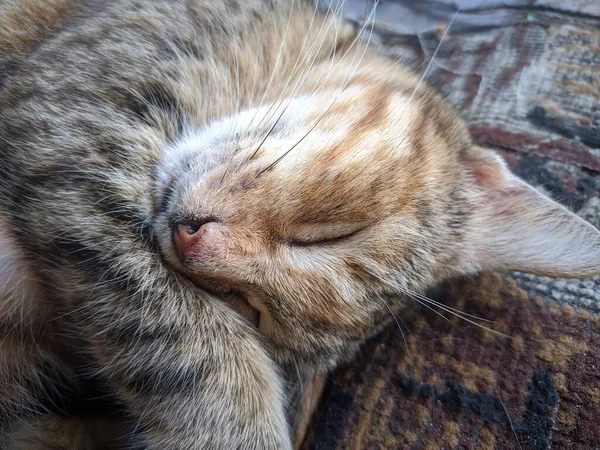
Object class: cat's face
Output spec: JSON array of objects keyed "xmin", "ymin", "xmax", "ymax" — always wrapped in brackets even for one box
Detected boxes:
[{"xmin": 153, "ymin": 69, "xmax": 600, "ymax": 369}]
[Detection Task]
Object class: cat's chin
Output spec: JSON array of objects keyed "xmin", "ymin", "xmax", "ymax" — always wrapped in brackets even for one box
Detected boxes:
[
  {"xmin": 190, "ymin": 276, "xmax": 270, "ymax": 332},
  {"xmin": 220, "ymin": 290, "xmax": 277, "ymax": 338},
  {"xmin": 223, "ymin": 291, "xmax": 260, "ymax": 328}
]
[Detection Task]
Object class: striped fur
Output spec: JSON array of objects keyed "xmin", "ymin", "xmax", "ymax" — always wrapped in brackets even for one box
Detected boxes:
[{"xmin": 0, "ymin": 0, "xmax": 599, "ymax": 448}]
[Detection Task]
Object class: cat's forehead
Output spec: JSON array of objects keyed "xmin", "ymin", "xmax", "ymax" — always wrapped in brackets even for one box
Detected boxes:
[
  {"xmin": 161, "ymin": 84, "xmax": 444, "ymax": 227},
  {"xmin": 159, "ymin": 94, "xmax": 319, "ymax": 187},
  {"xmin": 170, "ymin": 82, "xmax": 417, "ymax": 165},
  {"xmin": 241, "ymin": 88, "xmax": 423, "ymax": 179}
]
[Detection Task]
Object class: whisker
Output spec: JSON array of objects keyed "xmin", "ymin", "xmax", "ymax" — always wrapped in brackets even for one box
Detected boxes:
[
  {"xmin": 409, "ymin": 8, "xmax": 460, "ymax": 104},
  {"xmin": 388, "ymin": 7, "xmax": 461, "ymax": 156},
  {"xmin": 266, "ymin": 0, "xmax": 349, "ymax": 139},
  {"xmin": 247, "ymin": 0, "xmax": 323, "ymax": 137},
  {"xmin": 247, "ymin": 110, "xmax": 288, "ymax": 162},
  {"xmin": 403, "ymin": 286, "xmax": 495, "ymax": 323},
  {"xmin": 245, "ymin": 0, "xmax": 346, "ymax": 159},
  {"xmin": 250, "ymin": 0, "xmax": 297, "ymax": 129},
  {"xmin": 245, "ymin": 44, "xmax": 262, "ymax": 112},
  {"xmin": 225, "ymin": 2, "xmax": 242, "ymax": 152},
  {"xmin": 306, "ymin": 0, "xmax": 380, "ymax": 91},
  {"xmin": 379, "ymin": 294, "xmax": 409, "ymax": 351},
  {"xmin": 221, "ymin": 0, "xmax": 339, "ymax": 181},
  {"xmin": 397, "ymin": 286, "xmax": 508, "ymax": 338},
  {"xmin": 406, "ymin": 294, "xmax": 454, "ymax": 324},
  {"xmin": 218, "ymin": 2, "xmax": 244, "ymax": 184},
  {"xmin": 257, "ymin": 0, "xmax": 380, "ymax": 175},
  {"xmin": 495, "ymin": 385, "xmax": 524, "ymax": 450}
]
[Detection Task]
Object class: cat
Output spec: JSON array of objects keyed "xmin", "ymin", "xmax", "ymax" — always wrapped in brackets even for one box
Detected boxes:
[{"xmin": 0, "ymin": 0, "xmax": 599, "ymax": 449}]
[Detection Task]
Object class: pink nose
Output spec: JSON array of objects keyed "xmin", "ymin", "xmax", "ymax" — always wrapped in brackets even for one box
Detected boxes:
[{"xmin": 174, "ymin": 221, "xmax": 224, "ymax": 261}]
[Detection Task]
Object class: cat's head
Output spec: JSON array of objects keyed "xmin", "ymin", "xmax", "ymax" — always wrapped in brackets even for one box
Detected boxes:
[{"xmin": 153, "ymin": 66, "xmax": 600, "ymax": 369}]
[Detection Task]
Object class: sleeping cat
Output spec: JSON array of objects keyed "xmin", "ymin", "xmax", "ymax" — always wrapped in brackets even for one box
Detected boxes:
[{"xmin": 0, "ymin": 0, "xmax": 598, "ymax": 449}]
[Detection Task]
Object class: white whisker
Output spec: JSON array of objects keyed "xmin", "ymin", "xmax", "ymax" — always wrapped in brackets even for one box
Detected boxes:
[
  {"xmin": 247, "ymin": 0, "xmax": 322, "ymax": 137},
  {"xmin": 396, "ymin": 285, "xmax": 508, "ymax": 338},
  {"xmin": 379, "ymin": 294, "xmax": 409, "ymax": 351},
  {"xmin": 245, "ymin": 0, "xmax": 346, "ymax": 155},
  {"xmin": 250, "ymin": 0, "xmax": 297, "ymax": 128},
  {"xmin": 495, "ymin": 385, "xmax": 524, "ymax": 450},
  {"xmin": 406, "ymin": 8, "xmax": 460, "ymax": 107},
  {"xmin": 266, "ymin": 0, "xmax": 348, "ymax": 139},
  {"xmin": 404, "ymin": 286, "xmax": 495, "ymax": 323},
  {"xmin": 258, "ymin": 0, "xmax": 379, "ymax": 174},
  {"xmin": 387, "ymin": 8, "xmax": 461, "ymax": 156}
]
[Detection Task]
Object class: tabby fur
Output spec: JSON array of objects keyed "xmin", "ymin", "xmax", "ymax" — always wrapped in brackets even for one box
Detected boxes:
[{"xmin": 0, "ymin": 0, "xmax": 598, "ymax": 449}]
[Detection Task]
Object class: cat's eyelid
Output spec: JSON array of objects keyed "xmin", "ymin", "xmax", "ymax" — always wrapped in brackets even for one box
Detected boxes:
[{"xmin": 282, "ymin": 223, "xmax": 369, "ymax": 247}]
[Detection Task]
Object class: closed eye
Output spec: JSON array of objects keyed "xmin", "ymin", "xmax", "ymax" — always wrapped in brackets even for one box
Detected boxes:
[{"xmin": 282, "ymin": 224, "xmax": 368, "ymax": 247}]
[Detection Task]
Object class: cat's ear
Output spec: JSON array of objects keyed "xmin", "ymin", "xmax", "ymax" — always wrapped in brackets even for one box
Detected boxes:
[{"xmin": 459, "ymin": 147, "xmax": 600, "ymax": 278}]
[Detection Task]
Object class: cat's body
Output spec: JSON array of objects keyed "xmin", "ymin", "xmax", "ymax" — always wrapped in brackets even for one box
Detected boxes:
[{"xmin": 0, "ymin": 0, "xmax": 599, "ymax": 449}]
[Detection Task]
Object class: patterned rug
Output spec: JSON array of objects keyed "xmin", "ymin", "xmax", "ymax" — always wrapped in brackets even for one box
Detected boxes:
[
  {"xmin": 303, "ymin": 1, "xmax": 600, "ymax": 449},
  {"xmin": 303, "ymin": 274, "xmax": 600, "ymax": 449}
]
